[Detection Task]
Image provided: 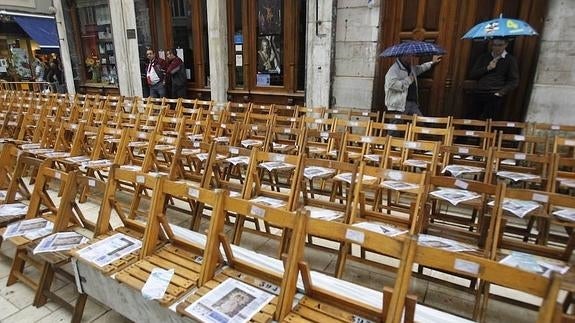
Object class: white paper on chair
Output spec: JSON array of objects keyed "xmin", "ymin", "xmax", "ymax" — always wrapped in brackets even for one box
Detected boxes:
[
  {"xmin": 352, "ymin": 221, "xmax": 407, "ymax": 237},
  {"xmin": 3, "ymin": 218, "xmax": 53, "ymax": 239},
  {"xmin": 489, "ymin": 198, "xmax": 540, "ymax": 218},
  {"xmin": 552, "ymin": 208, "xmax": 575, "ymax": 222},
  {"xmin": 241, "ymin": 139, "xmax": 263, "ymax": 148},
  {"xmin": 250, "ymin": 196, "xmax": 285, "ymax": 208},
  {"xmin": 81, "ymin": 159, "xmax": 113, "ymax": 168},
  {"xmin": 496, "ymin": 171, "xmax": 540, "ymax": 182},
  {"xmin": 0, "ymin": 203, "xmax": 28, "ymax": 217},
  {"xmin": 429, "ymin": 188, "xmax": 480, "ymax": 206},
  {"xmin": 213, "ymin": 136, "xmax": 230, "ymax": 143},
  {"xmin": 364, "ymin": 154, "xmax": 381, "ymax": 162},
  {"xmin": 20, "ymin": 143, "xmax": 41, "ymax": 150},
  {"xmin": 418, "ymin": 234, "xmax": 475, "ymax": 252},
  {"xmin": 41, "ymin": 151, "xmax": 71, "ymax": 158},
  {"xmin": 499, "ymin": 252, "xmax": 570, "ymax": 278},
  {"xmin": 305, "ymin": 206, "xmax": 343, "ymax": 221},
  {"xmin": 188, "ymin": 134, "xmax": 204, "ymax": 142},
  {"xmin": 258, "ymin": 161, "xmax": 295, "ymax": 172},
  {"xmin": 28, "ymin": 148, "xmax": 55, "ymax": 154},
  {"xmin": 65, "ymin": 156, "xmax": 91, "ymax": 164},
  {"xmin": 333, "ymin": 172, "xmax": 377, "ymax": 184},
  {"xmin": 33, "ymin": 232, "xmax": 88, "ymax": 254},
  {"xmin": 403, "ymin": 159, "xmax": 428, "ymax": 168},
  {"xmin": 559, "ymin": 179, "xmax": 575, "ymax": 188},
  {"xmin": 380, "ymin": 180, "xmax": 419, "ymax": 191},
  {"xmin": 272, "ymin": 142, "xmax": 290, "ymax": 150},
  {"xmin": 226, "ymin": 156, "xmax": 250, "ymax": 165},
  {"xmin": 76, "ymin": 233, "xmax": 142, "ymax": 267},
  {"xmin": 141, "ymin": 268, "xmax": 175, "ymax": 300},
  {"xmin": 184, "ymin": 278, "xmax": 274, "ymax": 323},
  {"xmin": 303, "ymin": 166, "xmax": 335, "ymax": 180},
  {"xmin": 441, "ymin": 165, "xmax": 484, "ymax": 177}
]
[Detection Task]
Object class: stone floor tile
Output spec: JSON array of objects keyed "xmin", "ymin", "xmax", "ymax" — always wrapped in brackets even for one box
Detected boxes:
[
  {"xmin": 0, "ymin": 277, "xmax": 36, "ymax": 309},
  {"xmin": 3, "ymin": 303, "xmax": 52, "ymax": 323},
  {"xmin": 89, "ymin": 309, "xmax": 133, "ymax": 323},
  {"xmin": 0, "ymin": 295, "xmax": 19, "ymax": 321}
]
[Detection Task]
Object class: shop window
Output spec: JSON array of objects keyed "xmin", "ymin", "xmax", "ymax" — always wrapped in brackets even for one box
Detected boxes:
[{"xmin": 73, "ymin": 0, "xmax": 118, "ymax": 87}]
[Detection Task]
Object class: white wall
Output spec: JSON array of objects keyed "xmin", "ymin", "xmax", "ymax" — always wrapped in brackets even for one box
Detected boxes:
[
  {"xmin": 305, "ymin": 0, "xmax": 335, "ymax": 109},
  {"xmin": 331, "ymin": 0, "xmax": 379, "ymax": 110},
  {"xmin": 525, "ymin": 0, "xmax": 575, "ymax": 124}
]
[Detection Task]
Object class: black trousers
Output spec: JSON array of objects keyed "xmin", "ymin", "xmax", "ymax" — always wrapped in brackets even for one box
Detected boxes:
[{"xmin": 469, "ymin": 92, "xmax": 503, "ymax": 120}]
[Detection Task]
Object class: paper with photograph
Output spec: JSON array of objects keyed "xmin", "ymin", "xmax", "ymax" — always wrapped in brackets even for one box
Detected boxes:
[
  {"xmin": 241, "ymin": 139, "xmax": 263, "ymax": 148},
  {"xmin": 0, "ymin": 203, "xmax": 28, "ymax": 217},
  {"xmin": 430, "ymin": 188, "xmax": 480, "ymax": 206},
  {"xmin": 76, "ymin": 233, "xmax": 142, "ymax": 267},
  {"xmin": 185, "ymin": 278, "xmax": 274, "ymax": 323},
  {"xmin": 3, "ymin": 218, "xmax": 53, "ymax": 240},
  {"xmin": 33, "ymin": 232, "xmax": 88, "ymax": 254},
  {"xmin": 499, "ymin": 252, "xmax": 570, "ymax": 278},
  {"xmin": 352, "ymin": 221, "xmax": 408, "ymax": 237}
]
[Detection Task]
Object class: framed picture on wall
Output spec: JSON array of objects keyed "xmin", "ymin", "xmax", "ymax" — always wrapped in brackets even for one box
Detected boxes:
[
  {"xmin": 257, "ymin": 0, "xmax": 281, "ymax": 35},
  {"xmin": 256, "ymin": 35, "xmax": 280, "ymax": 74}
]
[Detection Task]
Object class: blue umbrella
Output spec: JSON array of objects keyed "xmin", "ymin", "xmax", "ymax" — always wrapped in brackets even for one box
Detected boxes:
[
  {"xmin": 462, "ymin": 17, "xmax": 538, "ymax": 39},
  {"xmin": 380, "ymin": 41, "xmax": 446, "ymax": 57}
]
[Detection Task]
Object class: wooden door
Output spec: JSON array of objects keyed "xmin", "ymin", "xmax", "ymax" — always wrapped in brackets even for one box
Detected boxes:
[{"xmin": 373, "ymin": 0, "xmax": 548, "ymax": 121}]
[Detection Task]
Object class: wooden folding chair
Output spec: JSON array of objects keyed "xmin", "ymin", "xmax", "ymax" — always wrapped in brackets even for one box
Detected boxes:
[
  {"xmin": 113, "ymin": 178, "xmax": 226, "ymax": 307},
  {"xmin": 291, "ymin": 219, "xmax": 418, "ymax": 322},
  {"xmin": 408, "ymin": 234, "xmax": 565, "ymax": 322},
  {"xmin": 440, "ymin": 145, "xmax": 494, "ymax": 183},
  {"xmin": 233, "ymin": 151, "xmax": 303, "ymax": 244},
  {"xmin": 176, "ymin": 196, "xmax": 308, "ymax": 321},
  {"xmin": 351, "ymin": 164, "xmax": 429, "ymax": 235}
]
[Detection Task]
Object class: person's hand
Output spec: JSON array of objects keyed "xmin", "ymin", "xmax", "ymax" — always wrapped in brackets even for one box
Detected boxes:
[
  {"xmin": 432, "ymin": 55, "xmax": 442, "ymax": 65},
  {"xmin": 487, "ymin": 57, "xmax": 499, "ymax": 71}
]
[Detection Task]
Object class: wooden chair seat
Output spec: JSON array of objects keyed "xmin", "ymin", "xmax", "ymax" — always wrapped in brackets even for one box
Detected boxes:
[{"xmin": 115, "ymin": 244, "xmax": 203, "ymax": 306}]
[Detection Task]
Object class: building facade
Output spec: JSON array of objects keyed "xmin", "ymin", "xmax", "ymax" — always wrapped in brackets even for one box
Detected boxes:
[{"xmin": 50, "ymin": 0, "xmax": 574, "ymax": 123}]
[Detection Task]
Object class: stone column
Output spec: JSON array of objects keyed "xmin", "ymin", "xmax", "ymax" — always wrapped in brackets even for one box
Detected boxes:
[
  {"xmin": 206, "ymin": 0, "xmax": 229, "ymax": 105},
  {"xmin": 109, "ymin": 1, "xmax": 142, "ymax": 97},
  {"xmin": 305, "ymin": 0, "xmax": 335, "ymax": 109},
  {"xmin": 53, "ymin": 0, "xmax": 75, "ymax": 94}
]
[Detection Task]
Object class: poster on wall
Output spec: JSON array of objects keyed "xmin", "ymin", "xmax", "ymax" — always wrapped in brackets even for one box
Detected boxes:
[
  {"xmin": 10, "ymin": 48, "xmax": 32, "ymax": 79},
  {"xmin": 256, "ymin": 35, "xmax": 280, "ymax": 74},
  {"xmin": 257, "ymin": 0, "xmax": 282, "ymax": 35}
]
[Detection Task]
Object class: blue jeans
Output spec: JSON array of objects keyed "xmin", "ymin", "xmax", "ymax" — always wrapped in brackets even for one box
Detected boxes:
[{"xmin": 149, "ymin": 82, "xmax": 166, "ymax": 98}]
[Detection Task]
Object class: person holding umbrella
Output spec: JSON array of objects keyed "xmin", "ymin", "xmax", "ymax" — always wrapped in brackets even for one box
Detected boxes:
[
  {"xmin": 468, "ymin": 37, "xmax": 519, "ymax": 120},
  {"xmin": 383, "ymin": 41, "xmax": 443, "ymax": 116},
  {"xmin": 462, "ymin": 16, "xmax": 537, "ymax": 120}
]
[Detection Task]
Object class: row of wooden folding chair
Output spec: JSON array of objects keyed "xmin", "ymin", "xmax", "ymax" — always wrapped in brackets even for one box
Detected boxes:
[{"xmin": 71, "ymin": 168, "xmax": 569, "ymax": 322}]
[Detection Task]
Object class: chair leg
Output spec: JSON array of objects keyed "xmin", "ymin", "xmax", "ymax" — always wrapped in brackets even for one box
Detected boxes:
[
  {"xmin": 33, "ymin": 262, "xmax": 54, "ymax": 307},
  {"xmin": 71, "ymin": 293, "xmax": 88, "ymax": 323},
  {"xmin": 7, "ymin": 248, "xmax": 27, "ymax": 286}
]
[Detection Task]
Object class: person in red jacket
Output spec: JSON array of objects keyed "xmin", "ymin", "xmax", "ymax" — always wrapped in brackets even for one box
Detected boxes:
[
  {"xmin": 145, "ymin": 49, "xmax": 167, "ymax": 98},
  {"xmin": 165, "ymin": 49, "xmax": 186, "ymax": 99}
]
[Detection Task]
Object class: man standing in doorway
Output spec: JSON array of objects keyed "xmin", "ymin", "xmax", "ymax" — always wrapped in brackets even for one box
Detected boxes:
[
  {"xmin": 384, "ymin": 54, "xmax": 442, "ymax": 116},
  {"xmin": 146, "ymin": 49, "xmax": 166, "ymax": 98},
  {"xmin": 469, "ymin": 37, "xmax": 519, "ymax": 120}
]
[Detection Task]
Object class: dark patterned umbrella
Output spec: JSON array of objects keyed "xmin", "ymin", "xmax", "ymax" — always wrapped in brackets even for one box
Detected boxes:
[{"xmin": 380, "ymin": 41, "xmax": 446, "ymax": 57}]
